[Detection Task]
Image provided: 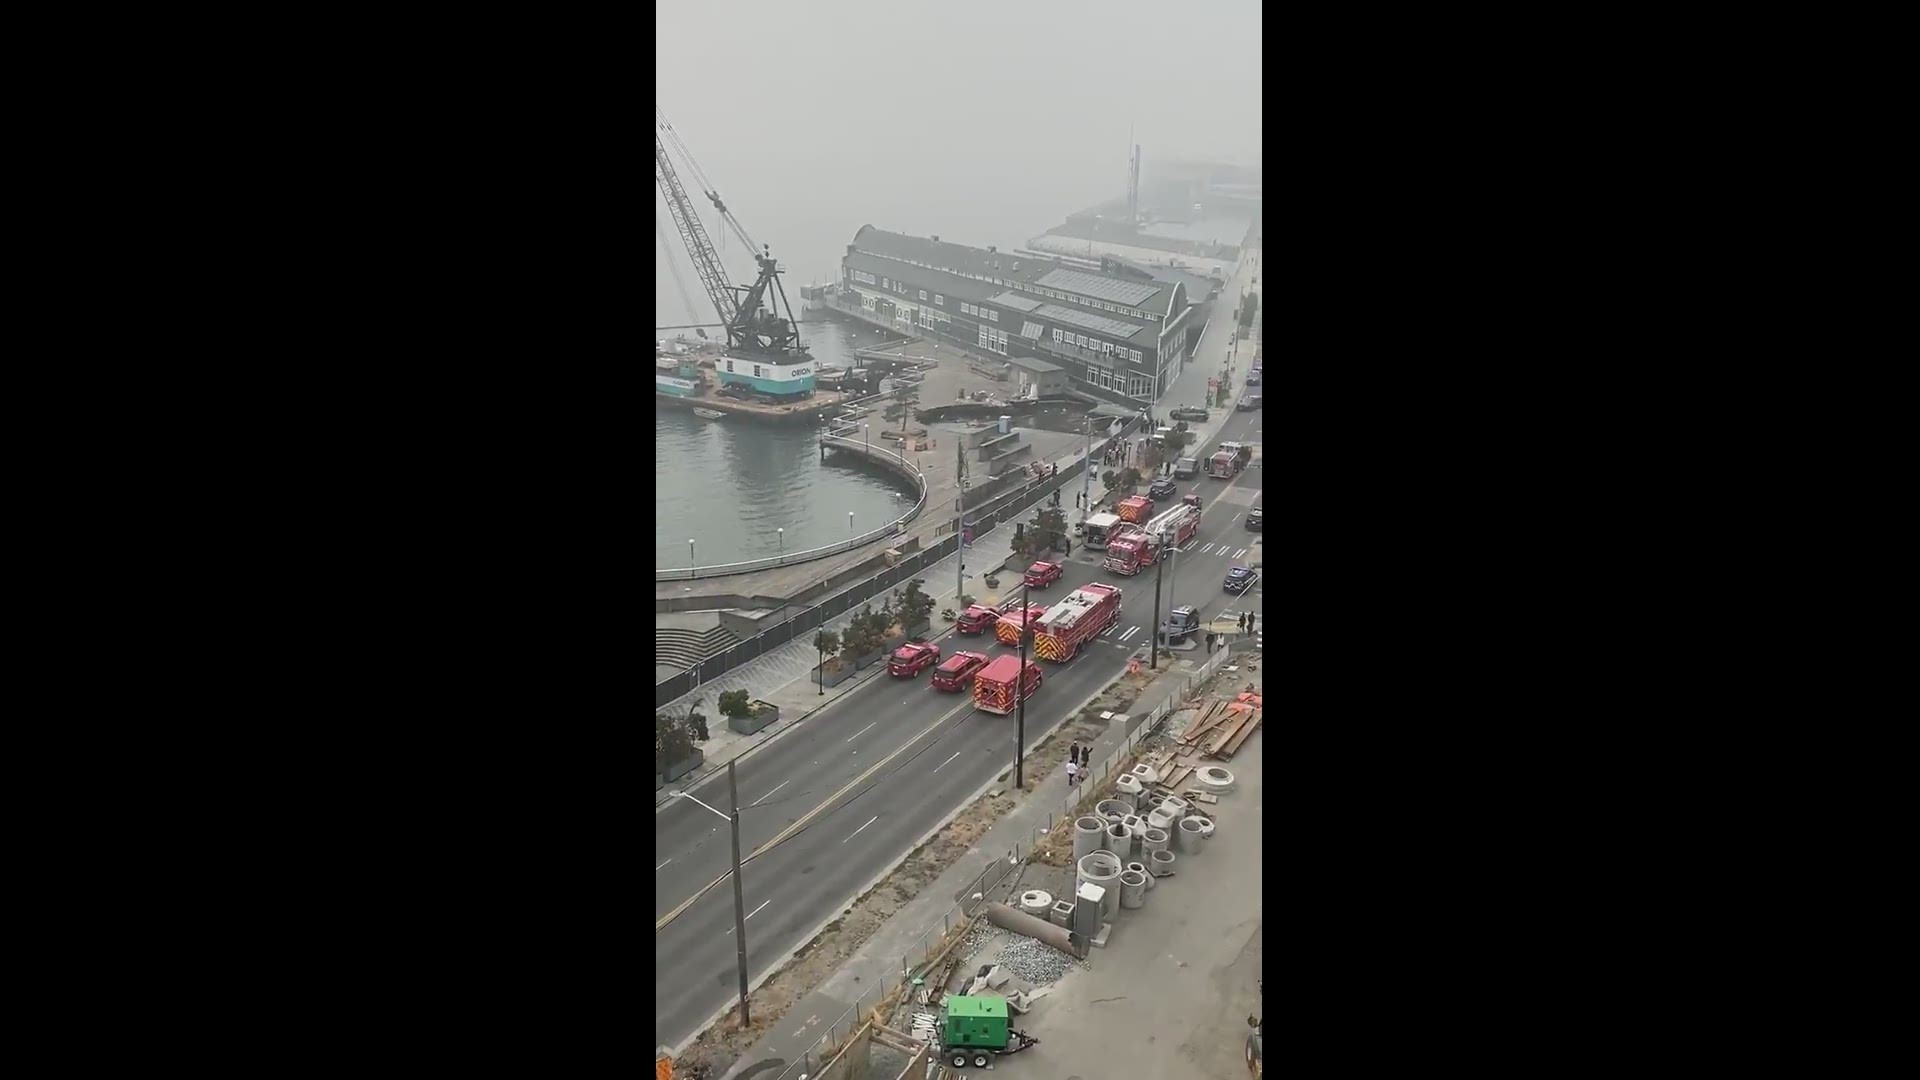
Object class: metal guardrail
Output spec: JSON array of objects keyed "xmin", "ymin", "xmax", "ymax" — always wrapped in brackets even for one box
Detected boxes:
[{"xmin": 655, "ymin": 438, "xmax": 929, "ymax": 581}]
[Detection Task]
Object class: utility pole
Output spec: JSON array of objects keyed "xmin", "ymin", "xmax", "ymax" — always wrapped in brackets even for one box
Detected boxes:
[
  {"xmin": 729, "ymin": 761, "xmax": 751, "ymax": 1027},
  {"xmin": 1150, "ymin": 533, "xmax": 1166, "ymax": 670},
  {"xmin": 1079, "ymin": 413, "xmax": 1092, "ymax": 524},
  {"xmin": 1016, "ymin": 578, "xmax": 1028, "ymax": 789},
  {"xmin": 955, "ymin": 439, "xmax": 966, "ymax": 602},
  {"xmin": 1162, "ymin": 524, "xmax": 1181, "ymax": 618}
]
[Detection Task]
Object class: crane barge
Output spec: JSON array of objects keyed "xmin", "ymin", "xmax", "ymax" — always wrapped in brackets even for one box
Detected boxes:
[{"xmin": 655, "ymin": 109, "xmax": 817, "ymax": 402}]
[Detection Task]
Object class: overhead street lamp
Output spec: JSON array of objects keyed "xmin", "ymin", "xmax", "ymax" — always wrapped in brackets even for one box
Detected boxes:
[
  {"xmin": 668, "ymin": 761, "xmax": 753, "ymax": 1027},
  {"xmin": 777, "ymin": 527, "xmax": 784, "ymax": 562},
  {"xmin": 689, "ymin": 538, "xmax": 697, "ymax": 580}
]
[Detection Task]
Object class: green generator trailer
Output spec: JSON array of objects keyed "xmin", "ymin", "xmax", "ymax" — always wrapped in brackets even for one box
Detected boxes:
[{"xmin": 940, "ymin": 995, "xmax": 1039, "ymax": 1068}]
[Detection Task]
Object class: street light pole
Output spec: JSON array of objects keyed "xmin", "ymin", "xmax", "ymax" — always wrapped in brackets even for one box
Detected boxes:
[
  {"xmin": 777, "ymin": 527, "xmax": 784, "ymax": 562},
  {"xmin": 848, "ymin": 511, "xmax": 855, "ymax": 536},
  {"xmin": 1016, "ymin": 578, "xmax": 1028, "ymax": 790},
  {"xmin": 1079, "ymin": 413, "xmax": 1091, "ymax": 524},
  {"xmin": 728, "ymin": 761, "xmax": 751, "ymax": 1027},
  {"xmin": 689, "ymin": 538, "xmax": 696, "ymax": 581}
]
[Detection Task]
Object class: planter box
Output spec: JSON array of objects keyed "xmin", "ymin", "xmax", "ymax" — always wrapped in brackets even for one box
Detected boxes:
[
  {"xmin": 728, "ymin": 702, "xmax": 779, "ymax": 735},
  {"xmin": 901, "ymin": 619, "xmax": 931, "ymax": 641},
  {"xmin": 853, "ymin": 649, "xmax": 884, "ymax": 670},
  {"xmin": 660, "ymin": 747, "xmax": 705, "ymax": 783},
  {"xmin": 655, "ymin": 771, "xmax": 665, "ymax": 792},
  {"xmin": 881, "ymin": 631, "xmax": 908, "ymax": 653},
  {"xmin": 815, "ymin": 663, "xmax": 854, "ymax": 688}
]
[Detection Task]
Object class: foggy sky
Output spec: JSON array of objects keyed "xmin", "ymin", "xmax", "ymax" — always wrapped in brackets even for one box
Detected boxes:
[{"xmin": 656, "ymin": 0, "xmax": 1262, "ymax": 328}]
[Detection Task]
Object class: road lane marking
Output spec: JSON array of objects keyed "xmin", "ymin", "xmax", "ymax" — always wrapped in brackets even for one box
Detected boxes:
[
  {"xmin": 847, "ymin": 721, "xmax": 878, "ymax": 743},
  {"xmin": 750, "ymin": 780, "xmax": 790, "ymax": 807},
  {"xmin": 932, "ymin": 749, "xmax": 962, "ymax": 773},
  {"xmin": 726, "ymin": 898, "xmax": 774, "ymax": 933},
  {"xmin": 656, "ymin": 692, "xmax": 980, "ymax": 932},
  {"xmin": 656, "ymin": 858, "xmax": 673, "ymax": 870},
  {"xmin": 843, "ymin": 815, "xmax": 879, "ymax": 843}
]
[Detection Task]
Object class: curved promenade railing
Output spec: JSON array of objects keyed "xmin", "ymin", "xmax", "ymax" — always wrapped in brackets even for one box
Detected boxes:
[{"xmin": 655, "ymin": 436, "xmax": 929, "ymax": 581}]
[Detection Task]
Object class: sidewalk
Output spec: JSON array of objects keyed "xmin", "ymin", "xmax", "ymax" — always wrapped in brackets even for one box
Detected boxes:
[{"xmin": 714, "ymin": 643, "xmax": 1248, "ymax": 1079}]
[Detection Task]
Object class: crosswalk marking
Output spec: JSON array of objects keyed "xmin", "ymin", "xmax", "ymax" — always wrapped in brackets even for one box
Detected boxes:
[{"xmin": 1118, "ymin": 625, "xmax": 1142, "ymax": 642}]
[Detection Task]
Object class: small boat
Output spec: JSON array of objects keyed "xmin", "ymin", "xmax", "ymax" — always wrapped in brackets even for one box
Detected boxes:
[{"xmin": 692, "ymin": 408, "xmax": 725, "ymax": 420}]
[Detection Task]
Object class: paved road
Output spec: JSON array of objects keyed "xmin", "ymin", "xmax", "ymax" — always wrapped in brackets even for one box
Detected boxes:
[{"xmin": 653, "ymin": 402, "xmax": 1264, "ymax": 1049}]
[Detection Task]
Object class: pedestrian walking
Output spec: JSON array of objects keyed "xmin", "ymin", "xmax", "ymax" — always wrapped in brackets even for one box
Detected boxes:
[
  {"xmin": 1246, "ymin": 612, "xmax": 1256, "ymax": 634},
  {"xmin": 1238, "ymin": 612, "xmax": 1247, "ymax": 633},
  {"xmin": 1205, "ymin": 632, "xmax": 1216, "ymax": 652},
  {"xmin": 1065, "ymin": 759, "xmax": 1078, "ymax": 787}
]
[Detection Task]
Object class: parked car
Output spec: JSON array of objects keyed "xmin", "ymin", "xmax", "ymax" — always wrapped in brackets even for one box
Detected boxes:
[
  {"xmin": 1238, "ymin": 394, "xmax": 1262, "ymax": 411},
  {"xmin": 888, "ymin": 642, "xmax": 942, "ymax": 677},
  {"xmin": 1223, "ymin": 565, "xmax": 1256, "ymax": 594},
  {"xmin": 1022, "ymin": 560, "xmax": 1063, "ymax": 588},
  {"xmin": 1245, "ymin": 507, "xmax": 1262, "ymax": 531},
  {"xmin": 1170, "ymin": 406, "xmax": 1211, "ymax": 422},
  {"xmin": 1173, "ymin": 457, "xmax": 1200, "ymax": 479},
  {"xmin": 1149, "ymin": 477, "xmax": 1178, "ymax": 499},
  {"xmin": 930, "ymin": 651, "xmax": 990, "ymax": 692},
  {"xmin": 1160, "ymin": 605, "xmax": 1202, "ymax": 642},
  {"xmin": 955, "ymin": 602, "xmax": 1003, "ymax": 635},
  {"xmin": 1246, "ymin": 369, "xmax": 1262, "ymax": 386}
]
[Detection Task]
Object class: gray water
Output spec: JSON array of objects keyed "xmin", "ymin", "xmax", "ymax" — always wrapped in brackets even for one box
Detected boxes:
[{"xmin": 654, "ymin": 319, "xmax": 924, "ymax": 570}]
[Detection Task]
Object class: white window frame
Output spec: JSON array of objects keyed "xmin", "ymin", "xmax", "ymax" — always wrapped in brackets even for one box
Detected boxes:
[
  {"xmin": 919, "ymin": 290, "xmax": 928, "ymax": 300},
  {"xmin": 935, "ymin": 294, "xmax": 943, "ymax": 306},
  {"xmin": 1130, "ymin": 348, "xmax": 1143, "ymax": 363}
]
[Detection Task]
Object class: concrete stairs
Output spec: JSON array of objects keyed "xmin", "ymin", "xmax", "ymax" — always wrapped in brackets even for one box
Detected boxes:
[{"xmin": 656, "ymin": 625, "xmax": 741, "ymax": 670}]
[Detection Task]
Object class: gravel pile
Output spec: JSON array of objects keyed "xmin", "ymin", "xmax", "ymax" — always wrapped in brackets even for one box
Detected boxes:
[
  {"xmin": 959, "ymin": 920, "xmax": 1005, "ymax": 960},
  {"xmin": 997, "ymin": 934, "xmax": 1087, "ymax": 985}
]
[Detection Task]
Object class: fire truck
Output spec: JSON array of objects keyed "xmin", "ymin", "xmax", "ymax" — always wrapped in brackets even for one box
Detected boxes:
[
  {"xmin": 1208, "ymin": 442, "xmax": 1252, "ymax": 479},
  {"xmin": 1033, "ymin": 583, "xmax": 1122, "ymax": 662},
  {"xmin": 1115, "ymin": 494, "xmax": 1155, "ymax": 524},
  {"xmin": 1102, "ymin": 526, "xmax": 1159, "ymax": 576},
  {"xmin": 994, "ymin": 603, "xmax": 1051, "ymax": 646},
  {"xmin": 1143, "ymin": 501, "xmax": 1201, "ymax": 551},
  {"xmin": 972, "ymin": 654, "xmax": 1043, "ymax": 715},
  {"xmin": 1082, "ymin": 511, "xmax": 1123, "ymax": 550}
]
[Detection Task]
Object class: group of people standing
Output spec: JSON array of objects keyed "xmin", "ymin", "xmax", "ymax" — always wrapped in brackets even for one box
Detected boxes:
[{"xmin": 1063, "ymin": 740, "xmax": 1093, "ymax": 788}]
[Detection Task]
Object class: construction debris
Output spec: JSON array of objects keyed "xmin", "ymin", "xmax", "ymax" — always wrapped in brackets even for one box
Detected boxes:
[{"xmin": 997, "ymin": 934, "xmax": 1087, "ymax": 985}]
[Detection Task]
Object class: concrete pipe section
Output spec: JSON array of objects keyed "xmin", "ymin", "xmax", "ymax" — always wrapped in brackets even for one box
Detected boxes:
[
  {"xmin": 984, "ymin": 900, "xmax": 1087, "ymax": 960},
  {"xmin": 1176, "ymin": 816, "xmax": 1208, "ymax": 854},
  {"xmin": 1162, "ymin": 795, "xmax": 1192, "ymax": 820},
  {"xmin": 1114, "ymin": 774, "xmax": 1143, "ymax": 806},
  {"xmin": 1119, "ymin": 869, "xmax": 1148, "ymax": 909},
  {"xmin": 1127, "ymin": 859, "xmax": 1154, "ymax": 890},
  {"xmin": 1130, "ymin": 763, "xmax": 1160, "ymax": 787},
  {"xmin": 1194, "ymin": 817, "xmax": 1216, "ymax": 838},
  {"xmin": 1020, "ymin": 889, "xmax": 1054, "ymax": 915},
  {"xmin": 1096, "ymin": 799, "xmax": 1132, "ymax": 824},
  {"xmin": 1073, "ymin": 816, "xmax": 1106, "ymax": 861},
  {"xmin": 1077, "ymin": 850, "xmax": 1122, "ymax": 889},
  {"xmin": 1105, "ymin": 822, "xmax": 1132, "ymax": 860},
  {"xmin": 1196, "ymin": 766, "xmax": 1236, "ymax": 793},
  {"xmin": 1143, "ymin": 827, "xmax": 1170, "ymax": 855},
  {"xmin": 1147, "ymin": 808, "xmax": 1177, "ymax": 833},
  {"xmin": 1149, "ymin": 849, "xmax": 1177, "ymax": 878},
  {"xmin": 1049, "ymin": 899, "xmax": 1076, "ymax": 927}
]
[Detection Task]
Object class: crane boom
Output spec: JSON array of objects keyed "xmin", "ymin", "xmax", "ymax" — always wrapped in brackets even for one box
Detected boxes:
[{"xmin": 655, "ymin": 130, "xmax": 738, "ymax": 327}]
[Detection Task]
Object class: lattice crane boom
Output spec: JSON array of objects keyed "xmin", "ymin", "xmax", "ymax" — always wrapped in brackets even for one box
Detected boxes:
[{"xmin": 655, "ymin": 129, "xmax": 738, "ymax": 327}]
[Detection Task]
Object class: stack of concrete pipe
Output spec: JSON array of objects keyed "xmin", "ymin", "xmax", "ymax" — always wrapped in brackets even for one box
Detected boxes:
[
  {"xmin": 1143, "ymin": 827, "xmax": 1171, "ymax": 856},
  {"xmin": 1073, "ymin": 816, "xmax": 1106, "ymax": 860},
  {"xmin": 1149, "ymin": 849, "xmax": 1176, "ymax": 878},
  {"xmin": 1147, "ymin": 807, "xmax": 1177, "ymax": 833},
  {"xmin": 1096, "ymin": 799, "xmax": 1131, "ymax": 825},
  {"xmin": 1118, "ymin": 869, "xmax": 1147, "ymax": 909},
  {"xmin": 1114, "ymin": 774, "xmax": 1143, "ymax": 807},
  {"xmin": 1126, "ymin": 859, "xmax": 1151, "ymax": 890},
  {"xmin": 1077, "ymin": 852, "xmax": 1121, "ymax": 921},
  {"xmin": 1196, "ymin": 766, "xmax": 1236, "ymax": 794},
  {"xmin": 1175, "ymin": 816, "xmax": 1208, "ymax": 854},
  {"xmin": 1103, "ymin": 821, "xmax": 1130, "ymax": 858}
]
